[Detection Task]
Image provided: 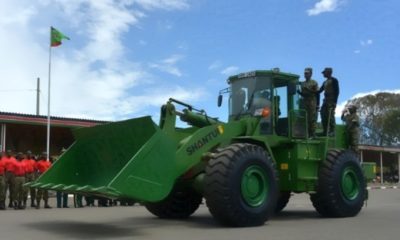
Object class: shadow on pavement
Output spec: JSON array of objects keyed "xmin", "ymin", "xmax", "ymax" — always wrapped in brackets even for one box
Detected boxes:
[
  {"xmin": 121, "ymin": 214, "xmax": 221, "ymax": 229},
  {"xmin": 272, "ymin": 210, "xmax": 320, "ymax": 221},
  {"xmin": 24, "ymin": 221, "xmax": 143, "ymax": 239},
  {"xmin": 23, "ymin": 210, "xmax": 321, "ymax": 236},
  {"xmin": 119, "ymin": 211, "xmax": 320, "ymax": 228},
  {"xmin": 121, "ymin": 213, "xmax": 290, "ymax": 229}
]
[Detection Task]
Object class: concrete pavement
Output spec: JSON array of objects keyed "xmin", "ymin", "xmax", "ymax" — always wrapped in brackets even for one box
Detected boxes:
[{"xmin": 0, "ymin": 189, "xmax": 399, "ymax": 240}]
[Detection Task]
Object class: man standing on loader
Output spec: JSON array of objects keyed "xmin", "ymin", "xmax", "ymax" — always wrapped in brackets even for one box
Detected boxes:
[
  {"xmin": 297, "ymin": 67, "xmax": 319, "ymax": 138},
  {"xmin": 341, "ymin": 104, "xmax": 360, "ymax": 152},
  {"xmin": 318, "ymin": 67, "xmax": 339, "ymax": 136}
]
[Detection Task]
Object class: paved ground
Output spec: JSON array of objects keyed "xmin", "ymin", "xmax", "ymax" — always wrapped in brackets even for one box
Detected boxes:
[{"xmin": 0, "ymin": 189, "xmax": 399, "ymax": 240}]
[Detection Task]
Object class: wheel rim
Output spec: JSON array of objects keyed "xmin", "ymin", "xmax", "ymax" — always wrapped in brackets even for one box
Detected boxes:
[
  {"xmin": 341, "ymin": 167, "xmax": 360, "ymax": 200},
  {"xmin": 241, "ymin": 165, "xmax": 269, "ymax": 207}
]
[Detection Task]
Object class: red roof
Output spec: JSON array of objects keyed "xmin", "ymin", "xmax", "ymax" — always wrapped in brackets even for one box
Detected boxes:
[{"xmin": 0, "ymin": 111, "xmax": 109, "ymax": 128}]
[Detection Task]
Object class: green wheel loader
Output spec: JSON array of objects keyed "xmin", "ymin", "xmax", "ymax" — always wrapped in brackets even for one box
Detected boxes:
[{"xmin": 27, "ymin": 69, "xmax": 374, "ymax": 227}]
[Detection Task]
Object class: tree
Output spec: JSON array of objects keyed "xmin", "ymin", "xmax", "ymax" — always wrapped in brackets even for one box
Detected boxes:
[
  {"xmin": 346, "ymin": 92, "xmax": 400, "ymax": 147},
  {"xmin": 382, "ymin": 109, "xmax": 400, "ymax": 145}
]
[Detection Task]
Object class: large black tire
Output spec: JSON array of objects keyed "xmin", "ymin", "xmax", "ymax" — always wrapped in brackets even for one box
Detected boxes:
[
  {"xmin": 275, "ymin": 191, "xmax": 291, "ymax": 214},
  {"xmin": 204, "ymin": 143, "xmax": 278, "ymax": 227},
  {"xmin": 311, "ymin": 150, "xmax": 366, "ymax": 217},
  {"xmin": 144, "ymin": 184, "xmax": 202, "ymax": 219}
]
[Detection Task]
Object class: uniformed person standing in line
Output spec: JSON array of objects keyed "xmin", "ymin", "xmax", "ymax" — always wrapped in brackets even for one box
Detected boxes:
[
  {"xmin": 318, "ymin": 67, "xmax": 340, "ymax": 136},
  {"xmin": 22, "ymin": 150, "xmax": 37, "ymax": 208},
  {"xmin": 298, "ymin": 67, "xmax": 319, "ymax": 138},
  {"xmin": 13, "ymin": 153, "xmax": 26, "ymax": 209},
  {"xmin": 35, "ymin": 152, "xmax": 52, "ymax": 209},
  {"xmin": 85, "ymin": 195, "xmax": 95, "ymax": 206},
  {"xmin": 73, "ymin": 194, "xmax": 83, "ymax": 208},
  {"xmin": 2, "ymin": 150, "xmax": 17, "ymax": 208},
  {"xmin": 55, "ymin": 148, "xmax": 69, "ymax": 208},
  {"xmin": 341, "ymin": 104, "xmax": 360, "ymax": 152},
  {"xmin": 0, "ymin": 152, "xmax": 6, "ymax": 210}
]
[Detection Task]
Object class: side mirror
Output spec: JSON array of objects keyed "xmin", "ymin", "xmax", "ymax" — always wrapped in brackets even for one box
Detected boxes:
[
  {"xmin": 288, "ymin": 82, "xmax": 296, "ymax": 95},
  {"xmin": 217, "ymin": 95, "xmax": 223, "ymax": 107}
]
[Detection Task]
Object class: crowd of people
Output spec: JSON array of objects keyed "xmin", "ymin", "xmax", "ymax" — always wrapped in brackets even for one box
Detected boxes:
[
  {"xmin": 0, "ymin": 150, "xmax": 136, "ymax": 210},
  {"xmin": 0, "ymin": 150, "xmax": 51, "ymax": 210}
]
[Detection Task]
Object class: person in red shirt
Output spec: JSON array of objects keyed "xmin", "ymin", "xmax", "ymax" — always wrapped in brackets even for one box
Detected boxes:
[
  {"xmin": 22, "ymin": 150, "xmax": 37, "ymax": 208},
  {"xmin": 12, "ymin": 153, "xmax": 26, "ymax": 210},
  {"xmin": 35, "ymin": 152, "xmax": 52, "ymax": 209},
  {"xmin": 0, "ymin": 152, "xmax": 6, "ymax": 210},
  {"xmin": 2, "ymin": 150, "xmax": 17, "ymax": 208}
]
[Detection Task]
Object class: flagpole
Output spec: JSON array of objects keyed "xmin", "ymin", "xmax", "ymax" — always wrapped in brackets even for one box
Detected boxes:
[{"xmin": 46, "ymin": 27, "xmax": 52, "ymax": 161}]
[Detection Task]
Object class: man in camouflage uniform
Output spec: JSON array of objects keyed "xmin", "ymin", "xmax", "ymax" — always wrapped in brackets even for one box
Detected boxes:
[
  {"xmin": 22, "ymin": 150, "xmax": 37, "ymax": 208},
  {"xmin": 318, "ymin": 67, "xmax": 340, "ymax": 136},
  {"xmin": 341, "ymin": 104, "xmax": 360, "ymax": 152},
  {"xmin": 298, "ymin": 67, "xmax": 319, "ymax": 138},
  {"xmin": 3, "ymin": 150, "xmax": 17, "ymax": 208},
  {"xmin": 13, "ymin": 153, "xmax": 26, "ymax": 209},
  {"xmin": 35, "ymin": 152, "xmax": 52, "ymax": 209}
]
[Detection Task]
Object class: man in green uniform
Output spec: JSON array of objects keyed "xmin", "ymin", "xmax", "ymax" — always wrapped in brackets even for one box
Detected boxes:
[
  {"xmin": 341, "ymin": 104, "xmax": 360, "ymax": 152},
  {"xmin": 318, "ymin": 67, "xmax": 340, "ymax": 136},
  {"xmin": 298, "ymin": 67, "xmax": 319, "ymax": 138}
]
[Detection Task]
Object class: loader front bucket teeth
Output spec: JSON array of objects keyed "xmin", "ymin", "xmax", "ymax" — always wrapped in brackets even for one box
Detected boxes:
[{"xmin": 29, "ymin": 116, "xmax": 177, "ymax": 202}]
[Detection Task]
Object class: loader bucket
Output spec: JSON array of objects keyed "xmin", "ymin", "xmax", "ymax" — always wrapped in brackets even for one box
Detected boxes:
[{"xmin": 30, "ymin": 116, "xmax": 177, "ymax": 202}]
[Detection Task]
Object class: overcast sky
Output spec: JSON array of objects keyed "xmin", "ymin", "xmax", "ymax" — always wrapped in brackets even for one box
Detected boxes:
[{"xmin": 0, "ymin": 0, "xmax": 399, "ymax": 123}]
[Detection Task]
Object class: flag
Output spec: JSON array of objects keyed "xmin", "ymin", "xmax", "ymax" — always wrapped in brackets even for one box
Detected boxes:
[{"xmin": 50, "ymin": 26, "xmax": 70, "ymax": 47}]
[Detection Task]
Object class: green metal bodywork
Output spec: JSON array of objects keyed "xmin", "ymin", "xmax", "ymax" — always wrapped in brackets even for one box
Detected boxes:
[
  {"xmin": 28, "ymin": 69, "xmax": 374, "ymax": 202},
  {"xmin": 30, "ymin": 113, "xmax": 246, "ymax": 202}
]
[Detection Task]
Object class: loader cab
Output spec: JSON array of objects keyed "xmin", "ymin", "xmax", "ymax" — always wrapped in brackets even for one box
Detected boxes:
[
  {"xmin": 227, "ymin": 71, "xmax": 272, "ymax": 130},
  {"xmin": 227, "ymin": 70, "xmax": 305, "ymax": 138}
]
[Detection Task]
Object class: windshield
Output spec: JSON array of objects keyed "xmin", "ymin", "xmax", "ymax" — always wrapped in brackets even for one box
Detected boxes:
[{"xmin": 229, "ymin": 76, "xmax": 272, "ymax": 117}]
